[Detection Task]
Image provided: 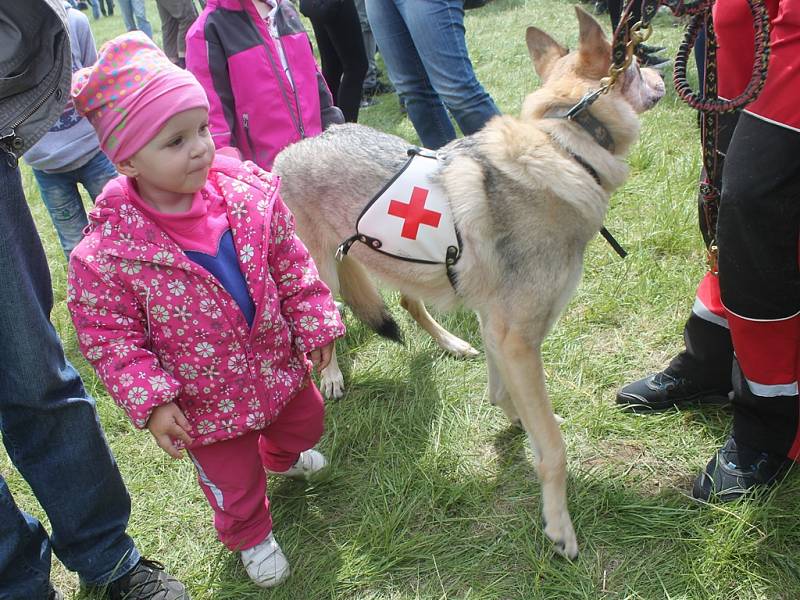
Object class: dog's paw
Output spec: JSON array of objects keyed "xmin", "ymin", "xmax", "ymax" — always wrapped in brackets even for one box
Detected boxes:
[
  {"xmin": 543, "ymin": 510, "xmax": 578, "ymax": 560},
  {"xmin": 320, "ymin": 371, "xmax": 345, "ymax": 400},
  {"xmin": 440, "ymin": 336, "xmax": 480, "ymax": 359}
]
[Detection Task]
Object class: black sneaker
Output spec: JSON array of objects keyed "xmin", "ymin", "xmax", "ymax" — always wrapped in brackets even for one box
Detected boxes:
[
  {"xmin": 636, "ymin": 47, "xmax": 671, "ymax": 69},
  {"xmin": 692, "ymin": 436, "xmax": 792, "ymax": 502},
  {"xmin": 616, "ymin": 371, "xmax": 730, "ymax": 411},
  {"xmin": 363, "ymin": 80, "xmax": 395, "ymax": 98},
  {"xmin": 104, "ymin": 558, "xmax": 189, "ymax": 600},
  {"xmin": 639, "ymin": 43, "xmax": 666, "ymax": 54}
]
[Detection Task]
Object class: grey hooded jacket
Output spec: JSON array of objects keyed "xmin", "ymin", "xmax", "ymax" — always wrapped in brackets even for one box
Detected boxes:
[{"xmin": 0, "ymin": 0, "xmax": 72, "ymax": 166}]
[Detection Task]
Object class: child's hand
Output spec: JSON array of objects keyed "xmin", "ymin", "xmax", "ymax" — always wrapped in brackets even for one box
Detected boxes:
[
  {"xmin": 146, "ymin": 402, "xmax": 194, "ymax": 459},
  {"xmin": 309, "ymin": 343, "xmax": 334, "ymax": 371}
]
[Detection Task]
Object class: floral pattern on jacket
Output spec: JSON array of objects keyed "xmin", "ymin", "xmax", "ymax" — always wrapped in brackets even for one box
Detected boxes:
[{"xmin": 67, "ymin": 155, "xmax": 345, "ymax": 447}]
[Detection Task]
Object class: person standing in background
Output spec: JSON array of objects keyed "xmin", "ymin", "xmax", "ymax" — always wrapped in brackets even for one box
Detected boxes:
[
  {"xmin": 301, "ymin": 0, "xmax": 368, "ymax": 122},
  {"xmin": 185, "ymin": 0, "xmax": 344, "ymax": 170},
  {"xmin": 23, "ymin": 0, "xmax": 117, "ymax": 259},
  {"xmin": 365, "ymin": 0, "xmax": 500, "ymax": 149},
  {"xmin": 155, "ymin": 0, "xmax": 198, "ymax": 67},
  {"xmin": 117, "ymin": 0, "xmax": 154, "ymax": 37},
  {"xmin": 99, "ymin": 0, "xmax": 115, "ymax": 16}
]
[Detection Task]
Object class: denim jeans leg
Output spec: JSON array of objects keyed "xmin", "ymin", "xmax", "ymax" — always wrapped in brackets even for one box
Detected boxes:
[
  {"xmin": 77, "ymin": 150, "xmax": 117, "ymax": 201},
  {"xmin": 32, "ymin": 169, "xmax": 89, "ymax": 259},
  {"xmin": 0, "ymin": 161, "xmax": 140, "ymax": 590},
  {"xmin": 88, "ymin": 0, "xmax": 101, "ymax": 19},
  {"xmin": 366, "ymin": 0, "xmax": 456, "ymax": 149},
  {"xmin": 0, "ymin": 476, "xmax": 52, "ymax": 599},
  {"xmin": 131, "ymin": 0, "xmax": 154, "ymax": 38},
  {"xmin": 117, "ymin": 0, "xmax": 135, "ymax": 30},
  {"xmin": 399, "ymin": 0, "xmax": 499, "ymax": 136}
]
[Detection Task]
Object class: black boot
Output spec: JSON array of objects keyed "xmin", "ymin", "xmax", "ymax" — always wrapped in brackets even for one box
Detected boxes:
[
  {"xmin": 95, "ymin": 558, "xmax": 190, "ymax": 600},
  {"xmin": 616, "ymin": 370, "xmax": 730, "ymax": 411},
  {"xmin": 692, "ymin": 436, "xmax": 792, "ymax": 502}
]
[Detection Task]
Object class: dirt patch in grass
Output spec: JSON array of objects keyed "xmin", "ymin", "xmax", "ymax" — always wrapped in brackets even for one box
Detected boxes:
[{"xmin": 579, "ymin": 440, "xmax": 693, "ymax": 497}]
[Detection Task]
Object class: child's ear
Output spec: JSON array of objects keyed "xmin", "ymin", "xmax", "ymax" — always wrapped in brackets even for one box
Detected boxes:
[{"xmin": 115, "ymin": 159, "xmax": 138, "ymax": 178}]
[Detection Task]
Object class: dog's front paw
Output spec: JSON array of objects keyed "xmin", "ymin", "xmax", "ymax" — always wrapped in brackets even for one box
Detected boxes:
[
  {"xmin": 320, "ymin": 368, "xmax": 345, "ymax": 400},
  {"xmin": 543, "ymin": 509, "xmax": 578, "ymax": 560}
]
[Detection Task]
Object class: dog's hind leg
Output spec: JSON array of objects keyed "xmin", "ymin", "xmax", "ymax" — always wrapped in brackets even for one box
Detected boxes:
[
  {"xmin": 400, "ymin": 295, "xmax": 479, "ymax": 358},
  {"xmin": 484, "ymin": 316, "xmax": 578, "ymax": 559}
]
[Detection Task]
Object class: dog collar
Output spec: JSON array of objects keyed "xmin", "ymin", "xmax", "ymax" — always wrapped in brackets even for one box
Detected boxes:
[
  {"xmin": 542, "ymin": 105, "xmax": 616, "ymax": 153},
  {"xmin": 542, "ymin": 109, "xmax": 628, "ymax": 259}
]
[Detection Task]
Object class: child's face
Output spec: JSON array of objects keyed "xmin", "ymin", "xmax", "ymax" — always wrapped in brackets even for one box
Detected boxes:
[{"xmin": 120, "ymin": 107, "xmax": 215, "ymax": 200}]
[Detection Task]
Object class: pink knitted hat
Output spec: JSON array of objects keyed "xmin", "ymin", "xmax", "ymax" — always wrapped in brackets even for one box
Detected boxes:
[{"xmin": 72, "ymin": 31, "xmax": 209, "ymax": 163}]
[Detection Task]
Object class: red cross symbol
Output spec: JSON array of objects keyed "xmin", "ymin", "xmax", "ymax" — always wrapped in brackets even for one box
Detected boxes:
[{"xmin": 387, "ymin": 186, "xmax": 442, "ymax": 240}]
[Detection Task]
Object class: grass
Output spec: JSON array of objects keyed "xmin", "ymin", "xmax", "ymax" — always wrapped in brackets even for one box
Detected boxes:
[{"xmin": 3, "ymin": 0, "xmax": 800, "ymax": 598}]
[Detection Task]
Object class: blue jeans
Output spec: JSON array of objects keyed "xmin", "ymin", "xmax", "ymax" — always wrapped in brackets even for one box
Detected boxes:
[
  {"xmin": 365, "ymin": 0, "xmax": 500, "ymax": 149},
  {"xmin": 117, "ymin": 0, "xmax": 153, "ymax": 38},
  {"xmin": 0, "ymin": 161, "xmax": 140, "ymax": 599},
  {"xmin": 87, "ymin": 0, "xmax": 101, "ymax": 19},
  {"xmin": 32, "ymin": 150, "xmax": 117, "ymax": 259}
]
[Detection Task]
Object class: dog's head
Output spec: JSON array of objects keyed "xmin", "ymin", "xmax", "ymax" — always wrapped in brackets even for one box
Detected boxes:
[{"xmin": 522, "ymin": 6, "xmax": 665, "ymax": 146}]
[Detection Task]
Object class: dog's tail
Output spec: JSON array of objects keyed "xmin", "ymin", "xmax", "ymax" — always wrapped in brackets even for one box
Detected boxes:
[{"xmin": 337, "ymin": 255, "xmax": 403, "ymax": 344}]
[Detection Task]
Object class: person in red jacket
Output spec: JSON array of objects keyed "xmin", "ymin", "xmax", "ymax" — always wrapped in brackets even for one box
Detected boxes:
[{"xmin": 617, "ymin": 0, "xmax": 800, "ymax": 501}]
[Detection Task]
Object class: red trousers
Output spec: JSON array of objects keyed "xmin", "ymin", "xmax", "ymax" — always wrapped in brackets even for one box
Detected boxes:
[{"xmin": 188, "ymin": 383, "xmax": 325, "ymax": 551}]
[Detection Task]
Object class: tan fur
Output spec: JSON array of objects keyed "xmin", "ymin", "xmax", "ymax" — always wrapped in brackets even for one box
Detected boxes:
[{"xmin": 272, "ymin": 6, "xmax": 664, "ymax": 558}]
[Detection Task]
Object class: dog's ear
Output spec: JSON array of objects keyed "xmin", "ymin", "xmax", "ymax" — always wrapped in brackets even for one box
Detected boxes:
[
  {"xmin": 575, "ymin": 5, "xmax": 611, "ymax": 77},
  {"xmin": 526, "ymin": 26, "xmax": 568, "ymax": 81}
]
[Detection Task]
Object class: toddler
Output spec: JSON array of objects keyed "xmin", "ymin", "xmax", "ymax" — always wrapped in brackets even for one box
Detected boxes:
[{"xmin": 68, "ymin": 32, "xmax": 345, "ymax": 588}]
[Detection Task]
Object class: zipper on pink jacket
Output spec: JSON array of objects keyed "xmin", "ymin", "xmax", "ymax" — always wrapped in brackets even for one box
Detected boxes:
[
  {"xmin": 245, "ymin": 15, "xmax": 306, "ymax": 139},
  {"xmin": 242, "ymin": 113, "xmax": 256, "ymax": 159}
]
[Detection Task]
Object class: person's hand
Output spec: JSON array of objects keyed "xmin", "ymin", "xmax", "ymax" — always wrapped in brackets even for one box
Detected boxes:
[
  {"xmin": 309, "ymin": 343, "xmax": 334, "ymax": 371},
  {"xmin": 146, "ymin": 402, "xmax": 193, "ymax": 459}
]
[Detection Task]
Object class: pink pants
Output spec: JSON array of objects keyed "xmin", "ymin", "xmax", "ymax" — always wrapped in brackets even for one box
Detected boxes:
[{"xmin": 188, "ymin": 383, "xmax": 325, "ymax": 551}]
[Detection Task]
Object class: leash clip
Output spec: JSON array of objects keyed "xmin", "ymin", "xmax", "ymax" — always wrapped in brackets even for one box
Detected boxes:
[{"xmin": 565, "ymin": 87, "xmax": 606, "ymax": 119}]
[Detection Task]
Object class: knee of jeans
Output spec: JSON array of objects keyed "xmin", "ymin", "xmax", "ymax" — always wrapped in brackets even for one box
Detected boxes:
[{"xmin": 41, "ymin": 189, "xmax": 84, "ymax": 222}]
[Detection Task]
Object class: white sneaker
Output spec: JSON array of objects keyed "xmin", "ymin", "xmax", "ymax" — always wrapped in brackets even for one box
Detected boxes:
[
  {"xmin": 241, "ymin": 532, "xmax": 290, "ymax": 588},
  {"xmin": 267, "ymin": 449, "xmax": 328, "ymax": 480}
]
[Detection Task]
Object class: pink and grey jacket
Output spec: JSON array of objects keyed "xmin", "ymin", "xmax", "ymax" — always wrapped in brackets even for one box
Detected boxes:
[
  {"xmin": 185, "ymin": 0, "xmax": 343, "ymax": 170},
  {"xmin": 67, "ymin": 155, "xmax": 345, "ymax": 448}
]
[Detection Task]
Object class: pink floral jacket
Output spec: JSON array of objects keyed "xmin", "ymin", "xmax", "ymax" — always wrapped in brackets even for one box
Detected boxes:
[{"xmin": 67, "ymin": 155, "xmax": 345, "ymax": 448}]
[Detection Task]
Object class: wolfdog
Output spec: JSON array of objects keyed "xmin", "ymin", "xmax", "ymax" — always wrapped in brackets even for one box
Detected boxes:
[{"xmin": 273, "ymin": 6, "xmax": 664, "ymax": 558}]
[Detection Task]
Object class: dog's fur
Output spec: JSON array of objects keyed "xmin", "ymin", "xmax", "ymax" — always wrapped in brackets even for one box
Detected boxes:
[{"xmin": 273, "ymin": 7, "xmax": 664, "ymax": 558}]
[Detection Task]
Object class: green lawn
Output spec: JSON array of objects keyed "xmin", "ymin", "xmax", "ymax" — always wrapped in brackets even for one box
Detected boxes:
[{"xmin": 4, "ymin": 0, "xmax": 800, "ymax": 598}]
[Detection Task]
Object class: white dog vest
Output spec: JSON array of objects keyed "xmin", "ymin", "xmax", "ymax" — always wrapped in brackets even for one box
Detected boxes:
[{"xmin": 337, "ymin": 149, "xmax": 462, "ymax": 287}]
